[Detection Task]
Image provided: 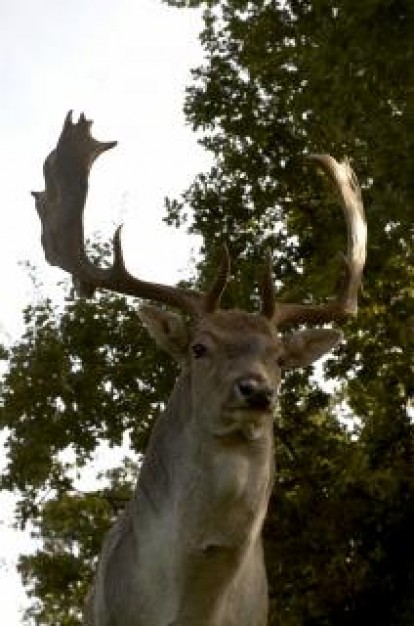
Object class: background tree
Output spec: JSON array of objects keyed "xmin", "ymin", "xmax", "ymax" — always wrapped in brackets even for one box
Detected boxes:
[
  {"xmin": 1, "ymin": 0, "xmax": 413, "ymax": 623},
  {"xmin": 164, "ymin": 1, "xmax": 414, "ymax": 624},
  {"xmin": 0, "ymin": 269, "xmax": 179, "ymax": 624}
]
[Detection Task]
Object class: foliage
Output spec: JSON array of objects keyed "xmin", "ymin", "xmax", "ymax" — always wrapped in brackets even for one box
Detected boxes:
[
  {"xmin": 163, "ymin": 0, "xmax": 414, "ymax": 623},
  {"xmin": 1, "ymin": 0, "xmax": 413, "ymax": 623},
  {"xmin": 0, "ymin": 284, "xmax": 177, "ymax": 623},
  {"xmin": 18, "ymin": 461, "xmax": 137, "ymax": 625}
]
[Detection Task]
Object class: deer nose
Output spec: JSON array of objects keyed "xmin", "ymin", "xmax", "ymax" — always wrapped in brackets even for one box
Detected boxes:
[{"xmin": 235, "ymin": 376, "xmax": 274, "ymax": 410}]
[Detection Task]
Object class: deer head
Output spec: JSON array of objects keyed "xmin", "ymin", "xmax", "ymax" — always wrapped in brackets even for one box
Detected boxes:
[{"xmin": 32, "ymin": 112, "xmax": 366, "ymax": 437}]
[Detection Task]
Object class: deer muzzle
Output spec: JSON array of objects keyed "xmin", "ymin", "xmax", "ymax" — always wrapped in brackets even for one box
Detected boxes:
[{"xmin": 234, "ymin": 376, "xmax": 275, "ymax": 411}]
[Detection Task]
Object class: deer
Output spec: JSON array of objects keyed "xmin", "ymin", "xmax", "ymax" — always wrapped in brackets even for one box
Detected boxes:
[{"xmin": 32, "ymin": 112, "xmax": 366, "ymax": 626}]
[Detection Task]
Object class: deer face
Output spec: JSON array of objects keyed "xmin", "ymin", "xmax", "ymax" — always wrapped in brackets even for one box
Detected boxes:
[
  {"xmin": 138, "ymin": 306, "xmax": 341, "ymax": 439},
  {"xmin": 187, "ymin": 311, "xmax": 282, "ymax": 439}
]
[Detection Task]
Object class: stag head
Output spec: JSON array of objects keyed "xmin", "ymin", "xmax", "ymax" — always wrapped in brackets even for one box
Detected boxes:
[{"xmin": 32, "ymin": 112, "xmax": 366, "ymax": 422}]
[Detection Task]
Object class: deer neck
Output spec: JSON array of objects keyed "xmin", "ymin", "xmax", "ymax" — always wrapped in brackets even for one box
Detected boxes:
[{"xmin": 136, "ymin": 370, "xmax": 274, "ymax": 543}]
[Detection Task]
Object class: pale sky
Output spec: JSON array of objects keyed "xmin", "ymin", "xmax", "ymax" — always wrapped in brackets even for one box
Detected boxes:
[{"xmin": 0, "ymin": 0, "xmax": 209, "ymax": 622}]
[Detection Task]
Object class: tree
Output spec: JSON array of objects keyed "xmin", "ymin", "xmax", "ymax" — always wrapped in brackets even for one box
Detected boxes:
[
  {"xmin": 163, "ymin": 1, "xmax": 413, "ymax": 624},
  {"xmin": 18, "ymin": 462, "xmax": 137, "ymax": 626},
  {"xmin": 0, "ymin": 278, "xmax": 179, "ymax": 623},
  {"xmin": 1, "ymin": 0, "xmax": 413, "ymax": 622}
]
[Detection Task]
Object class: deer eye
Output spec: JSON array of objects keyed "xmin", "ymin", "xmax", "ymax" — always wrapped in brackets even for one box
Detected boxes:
[
  {"xmin": 276, "ymin": 356, "xmax": 286, "ymax": 367},
  {"xmin": 191, "ymin": 343, "xmax": 208, "ymax": 359}
]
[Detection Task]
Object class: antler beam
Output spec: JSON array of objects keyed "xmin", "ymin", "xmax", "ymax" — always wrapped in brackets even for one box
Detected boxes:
[
  {"xmin": 32, "ymin": 111, "xmax": 229, "ymax": 315},
  {"xmin": 261, "ymin": 155, "xmax": 367, "ymax": 327}
]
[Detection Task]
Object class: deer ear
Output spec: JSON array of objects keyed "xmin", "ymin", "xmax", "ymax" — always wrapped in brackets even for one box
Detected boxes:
[
  {"xmin": 281, "ymin": 328, "xmax": 342, "ymax": 368},
  {"xmin": 138, "ymin": 305, "xmax": 190, "ymax": 361}
]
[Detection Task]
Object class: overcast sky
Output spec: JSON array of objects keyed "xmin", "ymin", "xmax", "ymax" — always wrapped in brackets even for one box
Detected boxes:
[{"xmin": 0, "ymin": 0, "xmax": 209, "ymax": 621}]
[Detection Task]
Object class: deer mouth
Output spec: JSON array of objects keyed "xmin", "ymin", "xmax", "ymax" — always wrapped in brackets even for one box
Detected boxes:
[
  {"xmin": 215, "ymin": 406, "xmax": 273, "ymax": 441},
  {"xmin": 224, "ymin": 388, "xmax": 276, "ymax": 414}
]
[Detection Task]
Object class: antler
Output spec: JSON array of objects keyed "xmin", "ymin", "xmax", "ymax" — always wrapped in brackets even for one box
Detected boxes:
[
  {"xmin": 32, "ymin": 111, "xmax": 230, "ymax": 316},
  {"xmin": 261, "ymin": 155, "xmax": 367, "ymax": 327}
]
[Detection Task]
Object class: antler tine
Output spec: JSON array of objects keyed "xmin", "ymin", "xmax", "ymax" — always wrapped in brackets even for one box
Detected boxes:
[
  {"xmin": 267, "ymin": 154, "xmax": 367, "ymax": 328},
  {"xmin": 32, "ymin": 111, "xmax": 208, "ymax": 317}
]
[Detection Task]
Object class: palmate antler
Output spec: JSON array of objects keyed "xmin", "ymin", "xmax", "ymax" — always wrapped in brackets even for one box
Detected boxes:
[
  {"xmin": 33, "ymin": 112, "xmax": 366, "ymax": 327},
  {"xmin": 32, "ymin": 111, "xmax": 229, "ymax": 317}
]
